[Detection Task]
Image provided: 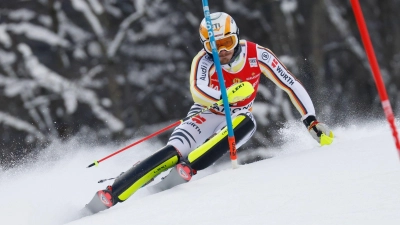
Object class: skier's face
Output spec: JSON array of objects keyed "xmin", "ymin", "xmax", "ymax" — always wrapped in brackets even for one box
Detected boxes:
[{"xmin": 218, "ymin": 49, "xmax": 234, "ymax": 64}]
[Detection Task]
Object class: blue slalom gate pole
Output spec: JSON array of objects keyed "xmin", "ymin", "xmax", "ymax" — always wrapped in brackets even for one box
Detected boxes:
[{"xmin": 201, "ymin": 0, "xmax": 239, "ymax": 168}]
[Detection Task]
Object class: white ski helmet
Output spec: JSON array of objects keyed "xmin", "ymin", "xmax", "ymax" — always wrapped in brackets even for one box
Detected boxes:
[{"xmin": 199, "ymin": 12, "xmax": 240, "ymax": 55}]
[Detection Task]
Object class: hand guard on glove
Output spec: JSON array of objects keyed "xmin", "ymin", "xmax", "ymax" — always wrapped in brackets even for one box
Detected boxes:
[
  {"xmin": 303, "ymin": 115, "xmax": 334, "ymax": 146},
  {"xmin": 219, "ymin": 82, "xmax": 255, "ymax": 105}
]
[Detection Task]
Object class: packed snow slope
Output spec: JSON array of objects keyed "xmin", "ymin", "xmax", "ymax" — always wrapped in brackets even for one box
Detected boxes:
[{"xmin": 1, "ymin": 120, "xmax": 400, "ymax": 225}]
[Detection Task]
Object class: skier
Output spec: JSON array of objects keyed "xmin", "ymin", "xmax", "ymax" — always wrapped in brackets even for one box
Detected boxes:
[{"xmin": 84, "ymin": 12, "xmax": 334, "ymax": 214}]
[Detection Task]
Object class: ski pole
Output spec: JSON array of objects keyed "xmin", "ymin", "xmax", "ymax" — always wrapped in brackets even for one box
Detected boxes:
[
  {"xmin": 86, "ymin": 82, "xmax": 254, "ymax": 168},
  {"xmin": 86, "ymin": 101, "xmax": 221, "ymax": 168},
  {"xmin": 201, "ymin": 0, "xmax": 239, "ymax": 169}
]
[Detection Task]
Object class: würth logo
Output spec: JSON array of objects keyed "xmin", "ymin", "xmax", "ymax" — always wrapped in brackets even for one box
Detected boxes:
[
  {"xmin": 272, "ymin": 58, "xmax": 278, "ymax": 68},
  {"xmin": 192, "ymin": 115, "xmax": 206, "ymax": 124}
]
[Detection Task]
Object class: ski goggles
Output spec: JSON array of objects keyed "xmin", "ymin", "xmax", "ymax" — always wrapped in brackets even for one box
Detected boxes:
[{"xmin": 203, "ymin": 34, "xmax": 238, "ymax": 53}]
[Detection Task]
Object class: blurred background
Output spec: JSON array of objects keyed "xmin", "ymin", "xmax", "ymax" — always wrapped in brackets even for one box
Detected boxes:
[{"xmin": 0, "ymin": 0, "xmax": 399, "ymax": 169}]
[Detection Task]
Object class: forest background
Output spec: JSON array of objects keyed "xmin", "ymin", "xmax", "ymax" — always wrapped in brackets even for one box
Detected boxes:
[{"xmin": 0, "ymin": 0, "xmax": 399, "ymax": 168}]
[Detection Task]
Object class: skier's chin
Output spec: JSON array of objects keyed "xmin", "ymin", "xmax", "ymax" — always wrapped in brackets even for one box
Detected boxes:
[{"xmin": 218, "ymin": 51, "xmax": 234, "ymax": 64}]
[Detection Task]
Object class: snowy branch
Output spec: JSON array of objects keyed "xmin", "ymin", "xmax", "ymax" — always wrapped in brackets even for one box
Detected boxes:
[
  {"xmin": 18, "ymin": 43, "xmax": 124, "ymax": 132},
  {"xmin": 71, "ymin": 0, "xmax": 104, "ymax": 38},
  {"xmin": 0, "ymin": 24, "xmax": 12, "ymax": 47},
  {"xmin": 0, "ymin": 111, "xmax": 45, "ymax": 140},
  {"xmin": 7, "ymin": 22, "xmax": 70, "ymax": 47},
  {"xmin": 324, "ymin": 0, "xmax": 370, "ymax": 70},
  {"xmin": 107, "ymin": 0, "xmax": 147, "ymax": 58}
]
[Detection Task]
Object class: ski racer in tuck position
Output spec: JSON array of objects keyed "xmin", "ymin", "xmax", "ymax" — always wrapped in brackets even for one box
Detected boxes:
[{"xmin": 84, "ymin": 12, "xmax": 334, "ymax": 214}]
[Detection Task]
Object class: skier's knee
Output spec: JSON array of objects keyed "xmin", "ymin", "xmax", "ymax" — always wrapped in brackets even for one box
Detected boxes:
[{"xmin": 187, "ymin": 113, "xmax": 255, "ymax": 171}]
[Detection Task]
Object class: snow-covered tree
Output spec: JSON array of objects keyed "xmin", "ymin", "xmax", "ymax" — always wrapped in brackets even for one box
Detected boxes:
[{"xmin": 0, "ymin": 0, "xmax": 399, "ymax": 168}]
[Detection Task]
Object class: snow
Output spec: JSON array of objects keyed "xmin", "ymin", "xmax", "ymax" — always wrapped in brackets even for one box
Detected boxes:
[
  {"xmin": 1, "ymin": 119, "xmax": 400, "ymax": 225},
  {"xmin": 7, "ymin": 22, "xmax": 70, "ymax": 47},
  {"xmin": 107, "ymin": 4, "xmax": 146, "ymax": 58},
  {"xmin": 88, "ymin": 41, "xmax": 102, "ymax": 57},
  {"xmin": 8, "ymin": 8, "xmax": 36, "ymax": 21},
  {"xmin": 103, "ymin": 2, "xmax": 122, "ymax": 18},
  {"xmin": 0, "ymin": 24, "xmax": 12, "ymax": 47},
  {"xmin": 38, "ymin": 15, "xmax": 52, "ymax": 27},
  {"xmin": 324, "ymin": 0, "xmax": 370, "ymax": 70},
  {"xmin": 71, "ymin": 0, "xmax": 104, "ymax": 38},
  {"xmin": 0, "ymin": 49, "xmax": 16, "ymax": 65},
  {"xmin": 79, "ymin": 65, "xmax": 104, "ymax": 88},
  {"xmin": 58, "ymin": 12, "xmax": 92, "ymax": 44},
  {"xmin": 87, "ymin": 0, "xmax": 104, "ymax": 15},
  {"xmin": 0, "ymin": 111, "xmax": 45, "ymax": 139},
  {"xmin": 280, "ymin": 0, "xmax": 298, "ymax": 14},
  {"xmin": 252, "ymin": 102, "xmax": 270, "ymax": 126}
]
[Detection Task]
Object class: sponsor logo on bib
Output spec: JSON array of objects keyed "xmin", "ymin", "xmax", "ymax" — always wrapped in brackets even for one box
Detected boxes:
[{"xmin": 249, "ymin": 58, "xmax": 257, "ymax": 67}]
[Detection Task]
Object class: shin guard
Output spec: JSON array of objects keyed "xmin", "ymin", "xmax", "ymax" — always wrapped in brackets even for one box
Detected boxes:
[
  {"xmin": 111, "ymin": 145, "xmax": 180, "ymax": 202},
  {"xmin": 187, "ymin": 114, "xmax": 255, "ymax": 171}
]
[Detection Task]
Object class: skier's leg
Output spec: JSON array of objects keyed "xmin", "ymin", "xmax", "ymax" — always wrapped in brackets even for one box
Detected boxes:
[
  {"xmin": 85, "ymin": 145, "xmax": 180, "ymax": 213},
  {"xmin": 148, "ymin": 108, "xmax": 228, "ymax": 193},
  {"xmin": 188, "ymin": 112, "xmax": 256, "ymax": 170},
  {"xmin": 110, "ymin": 145, "xmax": 180, "ymax": 202},
  {"xmin": 85, "ymin": 106, "xmax": 224, "ymax": 213},
  {"xmin": 149, "ymin": 113, "xmax": 255, "ymax": 192}
]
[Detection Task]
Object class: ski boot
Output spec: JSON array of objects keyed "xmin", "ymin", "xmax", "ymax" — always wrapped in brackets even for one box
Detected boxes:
[{"xmin": 83, "ymin": 185, "xmax": 115, "ymax": 215}]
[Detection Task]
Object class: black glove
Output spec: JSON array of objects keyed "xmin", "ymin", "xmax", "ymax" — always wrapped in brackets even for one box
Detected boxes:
[{"xmin": 303, "ymin": 115, "xmax": 334, "ymax": 144}]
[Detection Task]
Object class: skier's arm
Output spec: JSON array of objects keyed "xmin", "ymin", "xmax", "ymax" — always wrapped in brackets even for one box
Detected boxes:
[
  {"xmin": 256, "ymin": 46, "xmax": 315, "ymax": 120},
  {"xmin": 256, "ymin": 45, "xmax": 333, "ymax": 144},
  {"xmin": 189, "ymin": 51, "xmax": 221, "ymax": 107}
]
